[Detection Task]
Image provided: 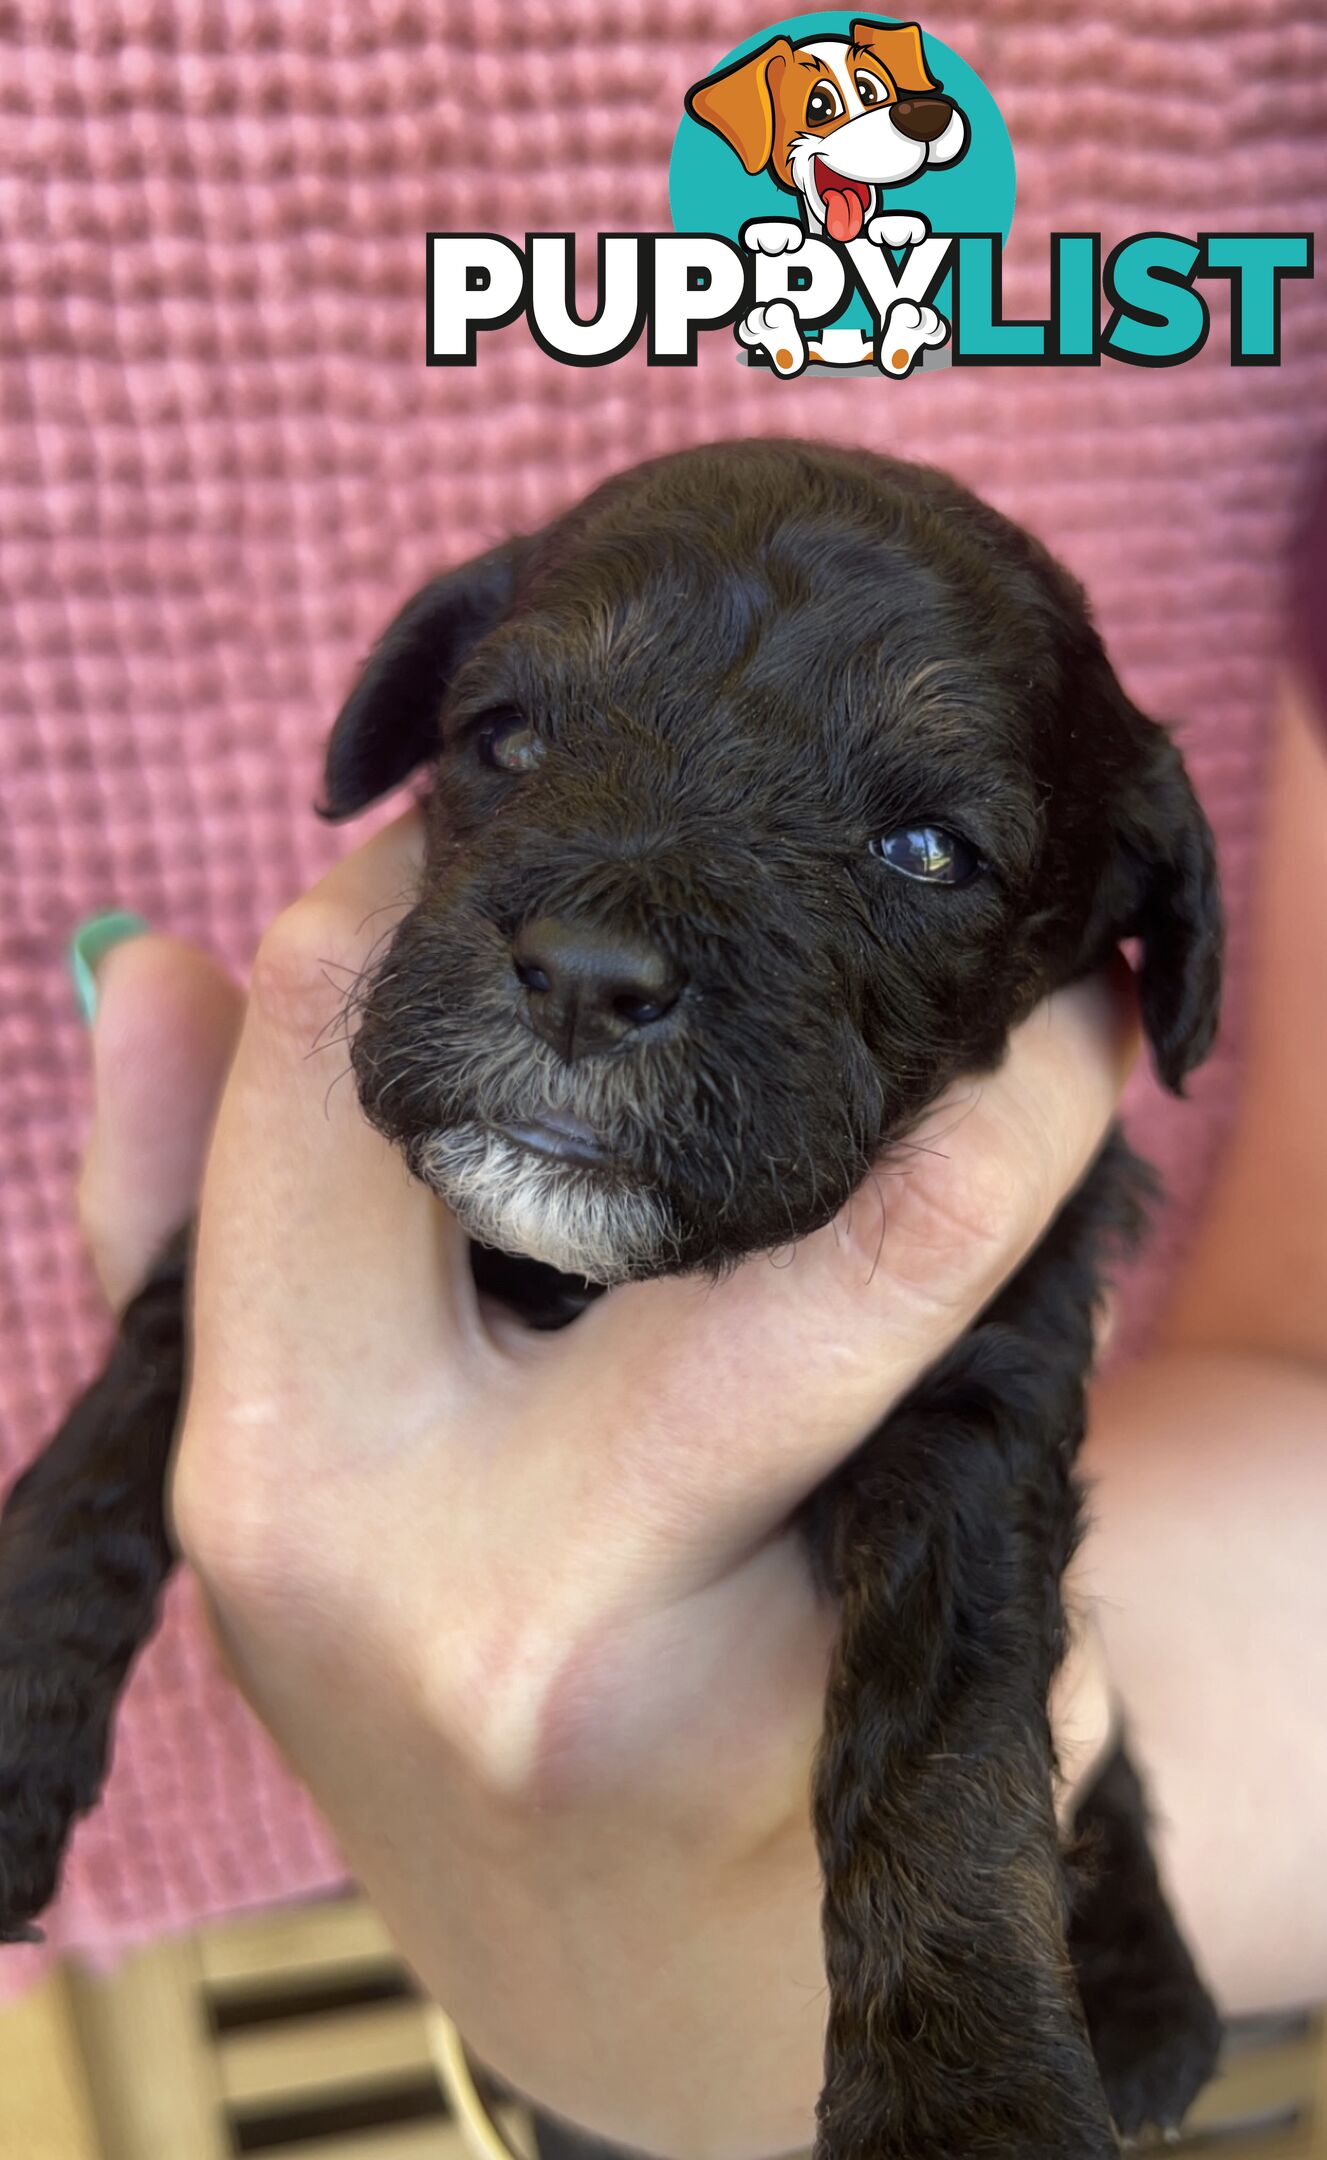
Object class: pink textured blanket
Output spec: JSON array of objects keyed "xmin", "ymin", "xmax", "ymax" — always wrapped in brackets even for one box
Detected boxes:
[{"xmin": 1, "ymin": 0, "xmax": 1325, "ymax": 1988}]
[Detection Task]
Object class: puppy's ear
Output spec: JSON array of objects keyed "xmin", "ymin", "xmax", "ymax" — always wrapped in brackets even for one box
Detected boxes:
[
  {"xmin": 1113, "ymin": 726, "xmax": 1224, "ymax": 1095},
  {"xmin": 848, "ymin": 20, "xmax": 938, "ymax": 95},
  {"xmin": 685, "ymin": 38, "xmax": 794, "ymax": 175},
  {"xmin": 320, "ymin": 540, "xmax": 519, "ymax": 820}
]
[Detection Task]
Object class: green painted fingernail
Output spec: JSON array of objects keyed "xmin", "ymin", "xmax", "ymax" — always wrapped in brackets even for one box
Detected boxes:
[{"xmin": 68, "ymin": 910, "xmax": 149, "ymax": 1025}]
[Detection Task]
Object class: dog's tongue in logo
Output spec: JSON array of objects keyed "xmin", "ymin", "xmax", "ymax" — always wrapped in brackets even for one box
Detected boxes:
[
  {"xmin": 824, "ymin": 187, "xmax": 862, "ymax": 241},
  {"xmin": 817, "ymin": 163, "xmax": 869, "ymax": 243}
]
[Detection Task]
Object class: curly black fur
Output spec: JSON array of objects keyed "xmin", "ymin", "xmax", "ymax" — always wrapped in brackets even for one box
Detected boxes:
[
  {"xmin": 1070, "ymin": 1741, "xmax": 1223, "ymax": 2142},
  {"xmin": 0, "ymin": 1231, "xmax": 187, "ymax": 1939},
  {"xmin": 1, "ymin": 441, "xmax": 1224, "ymax": 2156},
  {"xmin": 803, "ymin": 1134, "xmax": 1220, "ymax": 2157}
]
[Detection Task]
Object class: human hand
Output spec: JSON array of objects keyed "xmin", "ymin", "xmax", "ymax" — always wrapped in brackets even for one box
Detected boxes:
[{"xmin": 78, "ymin": 809, "xmax": 1133, "ymax": 2158}]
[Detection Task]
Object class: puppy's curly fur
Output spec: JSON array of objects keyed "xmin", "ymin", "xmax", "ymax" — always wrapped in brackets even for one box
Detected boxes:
[{"xmin": 0, "ymin": 442, "xmax": 1223, "ymax": 2156}]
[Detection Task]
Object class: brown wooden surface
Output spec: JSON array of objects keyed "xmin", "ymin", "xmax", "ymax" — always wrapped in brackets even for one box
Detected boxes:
[{"xmin": 0, "ymin": 1964, "xmax": 100, "ymax": 2160}]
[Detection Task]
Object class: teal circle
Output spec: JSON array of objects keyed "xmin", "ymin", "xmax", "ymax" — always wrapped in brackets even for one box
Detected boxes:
[{"xmin": 668, "ymin": 13, "xmax": 1015, "ymax": 333}]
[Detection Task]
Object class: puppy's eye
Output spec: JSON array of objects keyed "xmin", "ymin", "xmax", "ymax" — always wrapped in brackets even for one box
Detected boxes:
[
  {"xmin": 806, "ymin": 81, "xmax": 843, "ymax": 125},
  {"xmin": 871, "ymin": 826, "xmax": 984, "ymax": 885},
  {"xmin": 854, "ymin": 72, "xmax": 884, "ymax": 106},
  {"xmin": 478, "ymin": 715, "xmax": 545, "ymax": 774}
]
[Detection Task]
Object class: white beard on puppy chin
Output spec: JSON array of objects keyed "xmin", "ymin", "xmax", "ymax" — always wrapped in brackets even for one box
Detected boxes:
[{"xmin": 412, "ymin": 1125, "xmax": 673, "ymax": 1284}]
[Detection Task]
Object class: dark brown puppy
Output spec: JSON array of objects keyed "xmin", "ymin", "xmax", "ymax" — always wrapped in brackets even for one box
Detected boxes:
[{"xmin": 0, "ymin": 441, "xmax": 1222, "ymax": 2157}]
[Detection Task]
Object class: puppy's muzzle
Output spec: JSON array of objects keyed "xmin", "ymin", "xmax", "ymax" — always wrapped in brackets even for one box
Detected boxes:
[
  {"xmin": 890, "ymin": 96, "xmax": 954, "ymax": 143},
  {"xmin": 512, "ymin": 914, "xmax": 687, "ymax": 1063}
]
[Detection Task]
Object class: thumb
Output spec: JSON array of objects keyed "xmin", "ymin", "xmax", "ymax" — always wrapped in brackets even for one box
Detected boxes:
[
  {"xmin": 558, "ymin": 964, "xmax": 1139, "ymax": 1576},
  {"xmin": 76, "ymin": 932, "xmax": 246, "ymax": 1310}
]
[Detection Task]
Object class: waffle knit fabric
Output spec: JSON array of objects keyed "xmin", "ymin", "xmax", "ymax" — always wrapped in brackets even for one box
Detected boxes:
[{"xmin": 1, "ymin": 1, "xmax": 1325, "ymax": 1988}]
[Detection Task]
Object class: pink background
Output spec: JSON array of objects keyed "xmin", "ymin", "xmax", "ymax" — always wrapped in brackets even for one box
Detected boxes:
[{"xmin": 1, "ymin": 0, "xmax": 1325, "ymax": 1985}]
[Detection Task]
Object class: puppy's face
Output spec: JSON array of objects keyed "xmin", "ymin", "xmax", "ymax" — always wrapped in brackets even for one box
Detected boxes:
[
  {"xmin": 686, "ymin": 20, "xmax": 969, "ymax": 240},
  {"xmin": 323, "ymin": 442, "xmax": 1221, "ymax": 1285}
]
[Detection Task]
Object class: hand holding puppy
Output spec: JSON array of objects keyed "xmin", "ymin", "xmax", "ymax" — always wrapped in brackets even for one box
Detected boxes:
[{"xmin": 79, "ymin": 808, "xmax": 1131, "ymax": 2159}]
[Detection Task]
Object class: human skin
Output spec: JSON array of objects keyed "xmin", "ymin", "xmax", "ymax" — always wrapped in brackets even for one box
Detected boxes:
[
  {"xmin": 1081, "ymin": 672, "xmax": 1327, "ymax": 2016},
  {"xmin": 71, "ymin": 678, "xmax": 1324, "ymax": 2158},
  {"xmin": 77, "ymin": 841, "xmax": 1125, "ymax": 2160}
]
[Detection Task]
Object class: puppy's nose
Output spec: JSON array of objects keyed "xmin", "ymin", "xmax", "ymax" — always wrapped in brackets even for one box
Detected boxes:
[
  {"xmin": 512, "ymin": 916, "xmax": 686, "ymax": 1063},
  {"xmin": 890, "ymin": 96, "xmax": 953, "ymax": 142}
]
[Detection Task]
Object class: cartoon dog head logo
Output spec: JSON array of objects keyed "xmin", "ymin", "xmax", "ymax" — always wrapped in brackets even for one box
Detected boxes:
[{"xmin": 685, "ymin": 18, "xmax": 968, "ymax": 243}]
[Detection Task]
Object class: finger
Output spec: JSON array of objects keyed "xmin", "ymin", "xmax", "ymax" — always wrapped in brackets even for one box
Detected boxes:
[
  {"xmin": 77, "ymin": 936, "xmax": 245, "ymax": 1310},
  {"xmin": 543, "ymin": 965, "xmax": 1139, "ymax": 1571},
  {"xmin": 192, "ymin": 810, "xmax": 471, "ymax": 1386},
  {"xmin": 1051, "ymin": 1595, "xmax": 1116, "ymax": 1818}
]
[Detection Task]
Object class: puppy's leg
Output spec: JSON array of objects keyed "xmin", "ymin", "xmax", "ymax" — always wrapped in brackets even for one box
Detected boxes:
[
  {"xmin": 0, "ymin": 1234, "xmax": 188, "ymax": 1939},
  {"xmin": 809, "ymin": 1350, "xmax": 1115, "ymax": 2158},
  {"xmin": 1069, "ymin": 1741, "xmax": 1222, "ymax": 2142},
  {"xmin": 806, "ymin": 1133, "xmax": 1150, "ymax": 2160}
]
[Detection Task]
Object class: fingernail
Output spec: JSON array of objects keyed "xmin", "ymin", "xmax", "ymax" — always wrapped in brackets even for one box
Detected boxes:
[{"xmin": 68, "ymin": 910, "xmax": 149, "ymax": 1025}]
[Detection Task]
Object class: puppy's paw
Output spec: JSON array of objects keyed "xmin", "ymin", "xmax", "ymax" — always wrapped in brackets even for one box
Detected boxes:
[
  {"xmin": 0, "ymin": 1788, "xmax": 70, "ymax": 1944},
  {"xmin": 0, "ymin": 1809, "xmax": 60, "ymax": 1945},
  {"xmin": 1071, "ymin": 1742, "xmax": 1222, "ymax": 2145},
  {"xmin": 737, "ymin": 301, "xmax": 806, "ymax": 376},
  {"xmin": 739, "ymin": 218, "xmax": 805, "ymax": 256},
  {"xmin": 877, "ymin": 297, "xmax": 949, "ymax": 376},
  {"xmin": 1093, "ymin": 1979, "xmax": 1223, "ymax": 2144},
  {"xmin": 865, "ymin": 211, "xmax": 930, "ymax": 251},
  {"xmin": 0, "ymin": 1646, "xmax": 113, "ymax": 1942}
]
